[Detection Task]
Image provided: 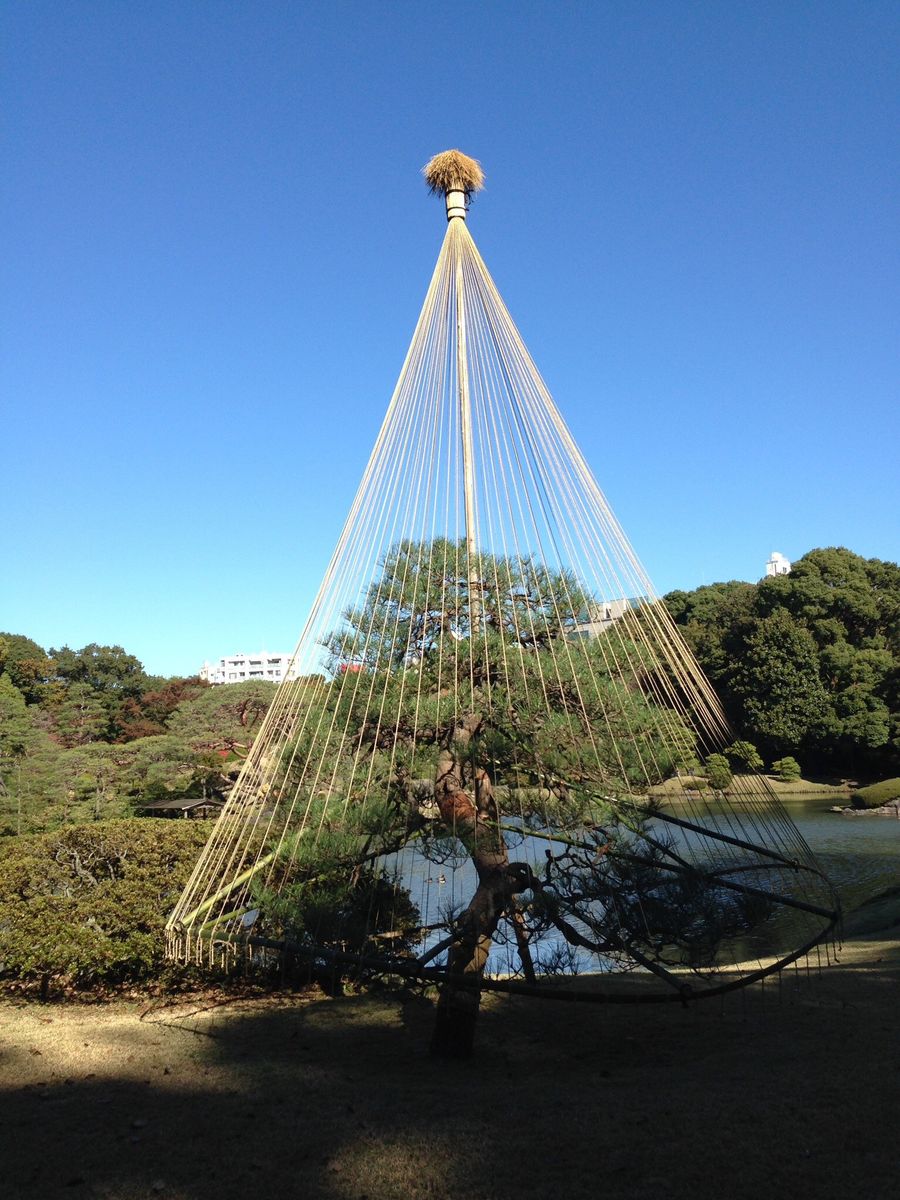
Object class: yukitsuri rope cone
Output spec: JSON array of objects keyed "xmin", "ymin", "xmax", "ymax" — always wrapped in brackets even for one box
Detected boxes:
[{"xmin": 167, "ymin": 151, "xmax": 839, "ymax": 1057}]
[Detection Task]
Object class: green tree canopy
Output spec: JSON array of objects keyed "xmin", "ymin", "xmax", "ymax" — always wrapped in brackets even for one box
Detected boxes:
[
  {"xmin": 50, "ymin": 683, "xmax": 110, "ymax": 749},
  {"xmin": 0, "ymin": 633, "xmax": 53, "ymax": 705},
  {"xmin": 0, "ymin": 678, "xmax": 36, "ymax": 823},
  {"xmin": 771, "ymin": 756, "xmax": 802, "ymax": 782},
  {"xmin": 46, "ymin": 643, "xmax": 148, "ymax": 740},
  {"xmin": 665, "ymin": 548, "xmax": 900, "ymax": 774},
  {"xmin": 730, "ymin": 610, "xmax": 830, "ymax": 752},
  {"xmin": 724, "ymin": 740, "xmax": 764, "ymax": 771},
  {"xmin": 704, "ymin": 752, "xmax": 733, "ymax": 791},
  {"xmin": 168, "ymin": 679, "xmax": 277, "ymax": 758},
  {"xmin": 0, "ymin": 676, "xmax": 32, "ymax": 757},
  {"xmin": 49, "ymin": 642, "xmax": 146, "ymax": 696}
]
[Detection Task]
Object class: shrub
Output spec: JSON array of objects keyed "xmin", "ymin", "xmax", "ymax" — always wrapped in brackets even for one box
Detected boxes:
[
  {"xmin": 704, "ymin": 753, "xmax": 733, "ymax": 791},
  {"xmin": 0, "ymin": 819, "xmax": 208, "ymax": 993},
  {"xmin": 771, "ymin": 756, "xmax": 802, "ymax": 782},
  {"xmin": 851, "ymin": 778, "xmax": 900, "ymax": 810},
  {"xmin": 724, "ymin": 740, "xmax": 763, "ymax": 771}
]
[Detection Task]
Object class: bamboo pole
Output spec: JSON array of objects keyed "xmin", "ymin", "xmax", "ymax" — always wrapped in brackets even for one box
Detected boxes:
[
  {"xmin": 177, "ymin": 850, "xmax": 277, "ymax": 928},
  {"xmin": 452, "ymin": 217, "xmax": 481, "ymax": 633}
]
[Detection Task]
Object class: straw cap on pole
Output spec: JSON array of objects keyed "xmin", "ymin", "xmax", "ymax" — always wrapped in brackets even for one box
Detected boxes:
[{"xmin": 423, "ymin": 149, "xmax": 485, "ymax": 221}]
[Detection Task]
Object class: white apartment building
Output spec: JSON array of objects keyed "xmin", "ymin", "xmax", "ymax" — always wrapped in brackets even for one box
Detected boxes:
[
  {"xmin": 765, "ymin": 551, "xmax": 792, "ymax": 578},
  {"xmin": 199, "ymin": 652, "xmax": 302, "ymax": 686},
  {"xmin": 569, "ymin": 597, "xmax": 639, "ymax": 639}
]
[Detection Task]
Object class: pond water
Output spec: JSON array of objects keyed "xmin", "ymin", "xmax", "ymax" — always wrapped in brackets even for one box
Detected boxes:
[
  {"xmin": 711, "ymin": 795, "xmax": 900, "ymax": 967},
  {"xmin": 388, "ymin": 794, "xmax": 900, "ymax": 981},
  {"xmin": 778, "ymin": 794, "xmax": 900, "ymax": 915}
]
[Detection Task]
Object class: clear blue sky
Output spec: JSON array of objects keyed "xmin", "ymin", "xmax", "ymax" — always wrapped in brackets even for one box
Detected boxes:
[{"xmin": 2, "ymin": 1, "xmax": 898, "ymax": 677}]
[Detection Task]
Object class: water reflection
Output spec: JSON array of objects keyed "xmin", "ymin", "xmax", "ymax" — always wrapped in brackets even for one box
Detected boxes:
[
  {"xmin": 661, "ymin": 795, "xmax": 899, "ymax": 964},
  {"xmin": 777, "ymin": 795, "xmax": 900, "ymax": 911},
  {"xmin": 387, "ymin": 795, "xmax": 900, "ymax": 979}
]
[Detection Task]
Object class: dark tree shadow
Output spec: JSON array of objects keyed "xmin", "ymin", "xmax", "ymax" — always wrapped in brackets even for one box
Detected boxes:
[{"xmin": 3, "ymin": 947, "xmax": 898, "ymax": 1200}]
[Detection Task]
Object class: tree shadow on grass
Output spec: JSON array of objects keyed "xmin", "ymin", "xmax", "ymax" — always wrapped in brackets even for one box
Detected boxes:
[{"xmin": 2, "ymin": 947, "xmax": 898, "ymax": 1200}]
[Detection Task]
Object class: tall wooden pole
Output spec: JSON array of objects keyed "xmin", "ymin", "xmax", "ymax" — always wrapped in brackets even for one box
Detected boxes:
[{"xmin": 448, "ymin": 189, "xmax": 480, "ymax": 632}]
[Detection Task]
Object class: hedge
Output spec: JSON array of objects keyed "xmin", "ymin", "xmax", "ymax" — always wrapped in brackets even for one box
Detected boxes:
[{"xmin": 0, "ymin": 819, "xmax": 208, "ymax": 993}]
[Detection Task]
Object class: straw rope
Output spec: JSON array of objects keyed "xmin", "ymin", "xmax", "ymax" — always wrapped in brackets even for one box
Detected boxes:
[{"xmin": 166, "ymin": 206, "xmax": 837, "ymax": 996}]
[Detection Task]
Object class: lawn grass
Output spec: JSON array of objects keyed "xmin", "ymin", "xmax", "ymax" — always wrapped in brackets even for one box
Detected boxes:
[{"xmin": 2, "ymin": 909, "xmax": 898, "ymax": 1200}]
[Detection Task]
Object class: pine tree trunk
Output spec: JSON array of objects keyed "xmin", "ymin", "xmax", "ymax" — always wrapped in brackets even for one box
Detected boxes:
[
  {"xmin": 430, "ymin": 873, "xmax": 506, "ymax": 1058},
  {"xmin": 429, "ymin": 715, "xmax": 526, "ymax": 1058}
]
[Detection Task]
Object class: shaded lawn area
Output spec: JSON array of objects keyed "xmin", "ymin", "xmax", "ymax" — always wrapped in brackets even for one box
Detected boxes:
[{"xmin": 2, "ymin": 931, "xmax": 898, "ymax": 1200}]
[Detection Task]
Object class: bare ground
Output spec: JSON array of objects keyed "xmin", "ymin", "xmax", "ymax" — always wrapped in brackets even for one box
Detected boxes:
[{"xmin": 2, "ymin": 920, "xmax": 898, "ymax": 1200}]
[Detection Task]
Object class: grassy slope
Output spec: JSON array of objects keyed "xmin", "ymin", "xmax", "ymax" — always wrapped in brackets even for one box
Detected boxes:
[{"xmin": 651, "ymin": 775, "xmax": 851, "ymax": 798}]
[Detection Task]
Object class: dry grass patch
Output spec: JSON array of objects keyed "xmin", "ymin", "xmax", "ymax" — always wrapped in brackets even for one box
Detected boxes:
[{"xmin": 2, "ymin": 926, "xmax": 898, "ymax": 1200}]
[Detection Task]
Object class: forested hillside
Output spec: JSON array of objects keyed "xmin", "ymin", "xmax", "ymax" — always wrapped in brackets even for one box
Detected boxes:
[
  {"xmin": 0, "ymin": 635, "xmax": 276, "ymax": 834},
  {"xmin": 664, "ymin": 547, "xmax": 899, "ymax": 777}
]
